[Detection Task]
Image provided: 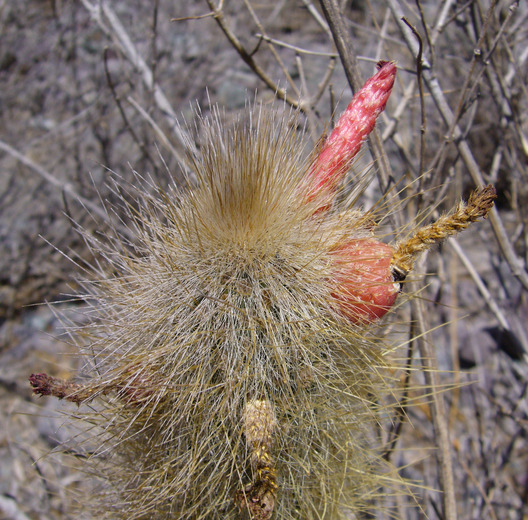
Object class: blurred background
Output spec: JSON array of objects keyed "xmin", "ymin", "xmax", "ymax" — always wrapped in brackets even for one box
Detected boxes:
[{"xmin": 0, "ymin": 1, "xmax": 527, "ymax": 518}]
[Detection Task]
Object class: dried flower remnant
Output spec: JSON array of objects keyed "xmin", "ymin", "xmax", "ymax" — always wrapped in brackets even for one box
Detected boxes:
[
  {"xmin": 390, "ymin": 184, "xmax": 497, "ymax": 279},
  {"xmin": 29, "ymin": 373, "xmax": 93, "ymax": 404},
  {"xmin": 235, "ymin": 399, "xmax": 278, "ymax": 520},
  {"xmin": 29, "ymin": 60, "xmax": 495, "ymax": 520}
]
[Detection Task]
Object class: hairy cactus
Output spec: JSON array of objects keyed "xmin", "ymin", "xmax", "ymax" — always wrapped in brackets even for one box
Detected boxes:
[{"xmin": 30, "ymin": 61, "xmax": 495, "ymax": 519}]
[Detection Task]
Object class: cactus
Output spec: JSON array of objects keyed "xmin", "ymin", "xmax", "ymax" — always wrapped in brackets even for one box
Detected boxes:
[{"xmin": 30, "ymin": 61, "xmax": 495, "ymax": 519}]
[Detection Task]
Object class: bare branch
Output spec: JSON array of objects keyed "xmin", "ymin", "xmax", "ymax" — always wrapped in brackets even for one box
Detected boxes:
[
  {"xmin": 387, "ymin": 0, "xmax": 528, "ymax": 291},
  {"xmin": 448, "ymin": 238, "xmax": 514, "ymax": 335},
  {"xmin": 205, "ymin": 0, "xmax": 301, "ymax": 109},
  {"xmin": 0, "ymin": 139, "xmax": 130, "ymax": 237},
  {"xmin": 411, "ymin": 292, "xmax": 458, "ymax": 520},
  {"xmin": 80, "ymin": 0, "xmax": 194, "ymax": 155},
  {"xmin": 242, "ymin": 0, "xmax": 301, "ymax": 99}
]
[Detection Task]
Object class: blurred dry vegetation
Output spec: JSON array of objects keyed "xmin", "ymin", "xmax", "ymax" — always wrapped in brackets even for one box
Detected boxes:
[{"xmin": 0, "ymin": 0, "xmax": 527, "ymax": 519}]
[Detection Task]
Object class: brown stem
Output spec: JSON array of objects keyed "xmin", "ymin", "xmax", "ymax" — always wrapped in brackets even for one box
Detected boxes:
[{"xmin": 205, "ymin": 0, "xmax": 300, "ymax": 109}]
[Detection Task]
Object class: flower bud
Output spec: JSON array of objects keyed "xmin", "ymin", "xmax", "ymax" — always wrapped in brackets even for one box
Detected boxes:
[
  {"xmin": 307, "ymin": 61, "xmax": 397, "ymax": 206},
  {"xmin": 331, "ymin": 238, "xmax": 399, "ymax": 324}
]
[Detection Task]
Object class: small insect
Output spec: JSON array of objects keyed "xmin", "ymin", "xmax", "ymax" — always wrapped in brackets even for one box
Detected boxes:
[{"xmin": 30, "ymin": 61, "xmax": 495, "ymax": 519}]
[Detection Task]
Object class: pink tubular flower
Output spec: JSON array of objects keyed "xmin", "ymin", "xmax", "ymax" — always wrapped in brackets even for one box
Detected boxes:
[{"xmin": 307, "ymin": 61, "xmax": 396, "ymax": 204}]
